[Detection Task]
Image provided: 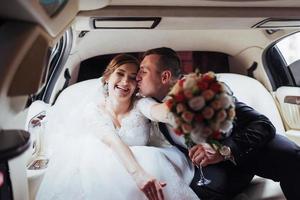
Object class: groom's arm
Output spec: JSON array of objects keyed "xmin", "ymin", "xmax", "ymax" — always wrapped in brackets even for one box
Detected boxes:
[
  {"xmin": 221, "ymin": 101, "xmax": 276, "ymax": 165},
  {"xmin": 189, "ymin": 101, "xmax": 276, "ymax": 166}
]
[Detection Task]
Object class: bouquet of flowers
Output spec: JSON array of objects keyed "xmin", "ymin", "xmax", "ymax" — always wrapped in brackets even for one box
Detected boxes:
[{"xmin": 166, "ymin": 71, "xmax": 236, "ymax": 149}]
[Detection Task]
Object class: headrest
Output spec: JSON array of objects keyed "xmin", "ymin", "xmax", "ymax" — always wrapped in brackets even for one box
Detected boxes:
[{"xmin": 218, "ymin": 73, "xmax": 285, "ymax": 133}]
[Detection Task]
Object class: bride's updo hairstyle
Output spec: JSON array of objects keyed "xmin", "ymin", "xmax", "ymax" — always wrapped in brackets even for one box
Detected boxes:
[{"xmin": 102, "ymin": 54, "xmax": 140, "ymax": 84}]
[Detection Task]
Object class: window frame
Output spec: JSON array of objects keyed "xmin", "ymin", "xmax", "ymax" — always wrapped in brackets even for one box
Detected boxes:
[{"xmin": 263, "ymin": 32, "xmax": 299, "ymax": 90}]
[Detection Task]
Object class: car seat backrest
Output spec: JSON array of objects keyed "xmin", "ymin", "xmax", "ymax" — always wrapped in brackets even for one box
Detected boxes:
[{"xmin": 218, "ymin": 73, "xmax": 285, "ymax": 134}]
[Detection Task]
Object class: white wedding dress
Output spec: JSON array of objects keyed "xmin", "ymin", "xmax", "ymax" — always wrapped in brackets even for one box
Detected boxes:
[{"xmin": 36, "ymin": 79, "xmax": 198, "ymax": 200}]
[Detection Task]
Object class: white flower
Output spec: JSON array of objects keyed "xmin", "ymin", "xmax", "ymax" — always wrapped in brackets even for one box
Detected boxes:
[
  {"xmin": 183, "ymin": 77, "xmax": 196, "ymax": 90},
  {"xmin": 191, "ymin": 127, "xmax": 207, "ymax": 143},
  {"xmin": 169, "ymin": 83, "xmax": 182, "ymax": 95},
  {"xmin": 211, "ymin": 99, "xmax": 222, "ymax": 110},
  {"xmin": 191, "ymin": 132, "xmax": 206, "ymax": 144},
  {"xmin": 220, "ymin": 121, "xmax": 233, "ymax": 133},
  {"xmin": 220, "ymin": 94, "xmax": 232, "ymax": 108},
  {"xmin": 188, "ymin": 96, "xmax": 205, "ymax": 111},
  {"xmin": 202, "ymin": 126, "xmax": 214, "ymax": 137},
  {"xmin": 227, "ymin": 107, "xmax": 236, "ymax": 120}
]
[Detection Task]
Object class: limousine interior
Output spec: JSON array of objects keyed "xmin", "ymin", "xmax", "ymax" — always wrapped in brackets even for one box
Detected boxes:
[{"xmin": 1, "ymin": 0, "xmax": 300, "ymax": 199}]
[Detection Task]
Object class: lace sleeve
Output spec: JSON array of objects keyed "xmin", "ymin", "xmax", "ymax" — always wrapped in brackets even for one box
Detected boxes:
[
  {"xmin": 136, "ymin": 97, "xmax": 176, "ymax": 126},
  {"xmin": 136, "ymin": 97, "xmax": 159, "ymax": 121}
]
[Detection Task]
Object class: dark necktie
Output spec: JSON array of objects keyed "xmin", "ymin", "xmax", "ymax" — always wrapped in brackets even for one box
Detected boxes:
[{"xmin": 158, "ymin": 122, "xmax": 189, "ymax": 157}]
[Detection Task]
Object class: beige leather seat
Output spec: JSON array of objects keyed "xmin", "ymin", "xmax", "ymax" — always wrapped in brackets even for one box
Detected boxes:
[{"xmin": 218, "ymin": 73, "xmax": 286, "ymax": 200}]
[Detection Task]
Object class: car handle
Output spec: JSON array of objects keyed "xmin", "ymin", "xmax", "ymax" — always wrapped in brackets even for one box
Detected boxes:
[{"xmin": 284, "ymin": 96, "xmax": 300, "ymax": 105}]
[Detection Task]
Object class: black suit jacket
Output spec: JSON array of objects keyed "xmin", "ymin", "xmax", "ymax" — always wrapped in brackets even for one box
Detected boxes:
[{"xmin": 222, "ymin": 101, "xmax": 276, "ymax": 165}]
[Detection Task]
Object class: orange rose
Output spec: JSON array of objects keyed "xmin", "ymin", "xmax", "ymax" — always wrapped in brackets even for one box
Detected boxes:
[
  {"xmin": 211, "ymin": 99, "xmax": 222, "ymax": 110},
  {"xmin": 202, "ymin": 89, "xmax": 215, "ymax": 101},
  {"xmin": 227, "ymin": 107, "xmax": 236, "ymax": 120}
]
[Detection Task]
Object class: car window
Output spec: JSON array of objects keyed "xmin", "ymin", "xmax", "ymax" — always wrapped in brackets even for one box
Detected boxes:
[
  {"xmin": 276, "ymin": 32, "xmax": 300, "ymax": 86},
  {"xmin": 25, "ymin": 28, "xmax": 72, "ymax": 107},
  {"xmin": 264, "ymin": 31, "xmax": 300, "ymax": 89},
  {"xmin": 277, "ymin": 32, "xmax": 300, "ymax": 66}
]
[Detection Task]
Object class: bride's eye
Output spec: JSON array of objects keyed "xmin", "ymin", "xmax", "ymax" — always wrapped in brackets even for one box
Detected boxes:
[
  {"xmin": 129, "ymin": 75, "xmax": 136, "ymax": 81},
  {"xmin": 116, "ymin": 72, "xmax": 124, "ymax": 76}
]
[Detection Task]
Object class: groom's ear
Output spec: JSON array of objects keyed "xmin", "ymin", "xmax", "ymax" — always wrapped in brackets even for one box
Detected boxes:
[{"xmin": 161, "ymin": 70, "xmax": 172, "ymax": 84}]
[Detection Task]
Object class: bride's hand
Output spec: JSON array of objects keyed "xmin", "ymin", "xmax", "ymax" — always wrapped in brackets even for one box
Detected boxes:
[{"xmin": 133, "ymin": 170, "xmax": 167, "ymax": 200}]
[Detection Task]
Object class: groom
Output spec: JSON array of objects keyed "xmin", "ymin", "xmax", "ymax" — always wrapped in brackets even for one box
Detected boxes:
[{"xmin": 136, "ymin": 47, "xmax": 300, "ymax": 200}]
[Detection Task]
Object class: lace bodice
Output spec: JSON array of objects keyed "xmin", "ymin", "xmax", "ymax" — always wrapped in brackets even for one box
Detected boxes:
[
  {"xmin": 84, "ymin": 98, "xmax": 158, "ymax": 146},
  {"xmin": 116, "ymin": 103, "xmax": 151, "ymax": 146}
]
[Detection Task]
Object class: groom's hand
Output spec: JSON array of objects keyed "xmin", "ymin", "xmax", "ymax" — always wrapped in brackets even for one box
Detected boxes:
[{"xmin": 189, "ymin": 143, "xmax": 223, "ymax": 167}]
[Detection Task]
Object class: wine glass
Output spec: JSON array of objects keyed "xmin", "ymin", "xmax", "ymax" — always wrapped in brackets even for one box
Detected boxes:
[
  {"xmin": 187, "ymin": 141, "xmax": 211, "ymax": 186},
  {"xmin": 196, "ymin": 165, "xmax": 211, "ymax": 186}
]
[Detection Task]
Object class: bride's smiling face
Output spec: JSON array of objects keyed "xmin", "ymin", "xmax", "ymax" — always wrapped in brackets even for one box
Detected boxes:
[{"xmin": 107, "ymin": 63, "xmax": 138, "ymax": 101}]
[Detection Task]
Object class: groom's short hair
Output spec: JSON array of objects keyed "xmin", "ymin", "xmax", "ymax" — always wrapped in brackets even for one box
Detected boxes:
[{"xmin": 143, "ymin": 47, "xmax": 182, "ymax": 80}]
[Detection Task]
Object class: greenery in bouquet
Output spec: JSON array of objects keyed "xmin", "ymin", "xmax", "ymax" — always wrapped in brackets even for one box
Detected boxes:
[{"xmin": 166, "ymin": 71, "xmax": 236, "ymax": 149}]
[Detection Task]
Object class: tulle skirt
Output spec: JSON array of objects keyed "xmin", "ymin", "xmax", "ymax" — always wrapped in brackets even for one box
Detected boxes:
[{"xmin": 36, "ymin": 131, "xmax": 198, "ymax": 200}]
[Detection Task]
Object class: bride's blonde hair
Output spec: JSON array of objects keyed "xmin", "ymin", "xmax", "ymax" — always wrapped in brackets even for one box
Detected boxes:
[{"xmin": 102, "ymin": 54, "xmax": 140, "ymax": 84}]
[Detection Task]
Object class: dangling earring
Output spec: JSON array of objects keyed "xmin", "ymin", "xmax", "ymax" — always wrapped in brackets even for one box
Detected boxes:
[{"xmin": 103, "ymin": 82, "xmax": 109, "ymax": 97}]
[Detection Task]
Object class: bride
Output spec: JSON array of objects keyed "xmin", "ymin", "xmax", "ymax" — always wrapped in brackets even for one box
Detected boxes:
[{"xmin": 36, "ymin": 54, "xmax": 198, "ymax": 200}]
